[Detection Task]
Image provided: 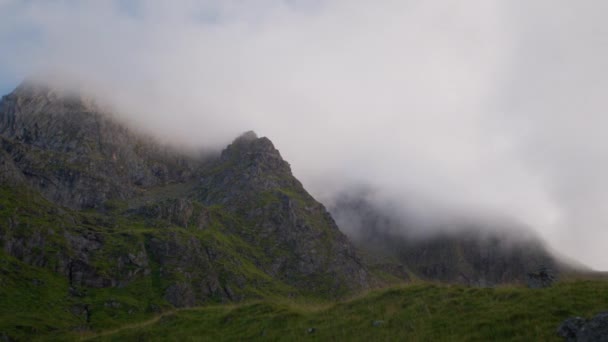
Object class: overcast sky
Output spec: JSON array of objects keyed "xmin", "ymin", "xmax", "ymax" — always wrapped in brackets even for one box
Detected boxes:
[{"xmin": 1, "ymin": 0, "xmax": 607, "ymax": 270}]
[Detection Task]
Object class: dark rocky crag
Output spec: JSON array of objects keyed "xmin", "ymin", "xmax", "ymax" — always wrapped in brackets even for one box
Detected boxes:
[
  {"xmin": 0, "ymin": 81, "xmax": 197, "ymax": 209},
  {"xmin": 558, "ymin": 312, "xmax": 608, "ymax": 342},
  {"xmin": 197, "ymin": 132, "xmax": 369, "ymax": 294}
]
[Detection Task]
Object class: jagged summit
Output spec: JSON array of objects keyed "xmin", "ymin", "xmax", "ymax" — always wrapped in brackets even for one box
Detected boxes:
[
  {"xmin": 1, "ymin": 80, "xmax": 118, "ymax": 152},
  {"xmin": 3, "ymin": 78, "xmax": 102, "ymax": 118},
  {"xmin": 9, "ymin": 78, "xmax": 62, "ymax": 98},
  {"xmin": 197, "ymin": 131, "xmax": 370, "ymax": 294},
  {"xmin": 215, "ymin": 132, "xmax": 292, "ymax": 196},
  {"xmin": 234, "ymin": 130, "xmax": 258, "ymax": 142},
  {"xmin": 0, "ymin": 82, "xmax": 198, "ymax": 208},
  {"xmin": 223, "ymin": 130, "xmax": 281, "ymax": 161},
  {"xmin": 9, "ymin": 79, "xmax": 53, "ymax": 97}
]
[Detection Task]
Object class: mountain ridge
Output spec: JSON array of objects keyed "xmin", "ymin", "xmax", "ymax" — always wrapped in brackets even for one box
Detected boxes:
[{"xmin": 0, "ymin": 81, "xmax": 588, "ymax": 340}]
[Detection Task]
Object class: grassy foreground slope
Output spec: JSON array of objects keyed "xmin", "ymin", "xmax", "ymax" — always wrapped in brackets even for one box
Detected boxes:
[{"xmin": 84, "ymin": 280, "xmax": 608, "ymax": 342}]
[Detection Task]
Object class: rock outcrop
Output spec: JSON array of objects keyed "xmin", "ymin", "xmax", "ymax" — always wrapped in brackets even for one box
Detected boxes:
[
  {"xmin": 527, "ymin": 266, "xmax": 556, "ymax": 288},
  {"xmin": 0, "ymin": 82, "xmax": 197, "ymax": 209},
  {"xmin": 198, "ymin": 132, "xmax": 370, "ymax": 295},
  {"xmin": 558, "ymin": 312, "xmax": 608, "ymax": 341}
]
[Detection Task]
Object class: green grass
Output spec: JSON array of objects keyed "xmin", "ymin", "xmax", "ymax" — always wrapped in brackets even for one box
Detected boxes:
[
  {"xmin": 0, "ymin": 251, "xmax": 170, "ymax": 341},
  {"xmin": 0, "ymin": 253, "xmax": 81, "ymax": 340},
  {"xmin": 0, "ymin": 184, "xmax": 307, "ymax": 340},
  {"xmin": 75, "ymin": 280, "xmax": 608, "ymax": 341}
]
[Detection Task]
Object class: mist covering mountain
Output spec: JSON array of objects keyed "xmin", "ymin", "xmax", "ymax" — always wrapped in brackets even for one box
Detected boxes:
[
  {"xmin": 3, "ymin": 1, "xmax": 608, "ymax": 274},
  {"xmin": 330, "ymin": 189, "xmax": 567, "ymax": 286},
  {"xmin": 0, "ymin": 82, "xmax": 372, "ymax": 307},
  {"xmin": 0, "ymin": 81, "xmax": 588, "ymax": 339},
  {"xmin": 2, "ymin": 2, "xmax": 608, "ymax": 340}
]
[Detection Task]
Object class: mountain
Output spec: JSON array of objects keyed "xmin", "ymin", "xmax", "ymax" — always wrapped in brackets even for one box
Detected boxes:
[
  {"xmin": 0, "ymin": 82, "xmax": 371, "ymax": 337},
  {"xmin": 330, "ymin": 189, "xmax": 567, "ymax": 286},
  {"xmin": 0, "ymin": 80, "xmax": 587, "ymax": 340}
]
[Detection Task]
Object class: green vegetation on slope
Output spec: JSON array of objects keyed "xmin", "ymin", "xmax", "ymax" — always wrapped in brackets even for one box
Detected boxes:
[
  {"xmin": 77, "ymin": 280, "xmax": 608, "ymax": 342},
  {"xmin": 0, "ymin": 185, "xmax": 297, "ymax": 340}
]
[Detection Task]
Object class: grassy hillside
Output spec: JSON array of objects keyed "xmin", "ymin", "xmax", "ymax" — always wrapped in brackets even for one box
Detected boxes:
[
  {"xmin": 0, "ymin": 181, "xmax": 365, "ymax": 341},
  {"xmin": 0, "ymin": 185, "xmax": 293, "ymax": 340},
  {"xmin": 70, "ymin": 280, "xmax": 608, "ymax": 341}
]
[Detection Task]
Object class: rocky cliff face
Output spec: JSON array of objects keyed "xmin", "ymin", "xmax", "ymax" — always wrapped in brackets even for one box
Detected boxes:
[
  {"xmin": 197, "ymin": 132, "xmax": 369, "ymax": 294},
  {"xmin": 0, "ymin": 82, "xmax": 197, "ymax": 209},
  {"xmin": 0, "ymin": 81, "xmax": 371, "ymax": 323}
]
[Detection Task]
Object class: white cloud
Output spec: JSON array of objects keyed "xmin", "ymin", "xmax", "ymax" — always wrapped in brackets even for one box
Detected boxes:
[{"xmin": 1, "ymin": 0, "xmax": 607, "ymax": 269}]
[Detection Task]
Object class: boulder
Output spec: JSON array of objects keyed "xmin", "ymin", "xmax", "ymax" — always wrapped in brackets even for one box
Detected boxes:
[
  {"xmin": 372, "ymin": 320, "xmax": 385, "ymax": 327},
  {"xmin": 527, "ymin": 266, "xmax": 555, "ymax": 288},
  {"xmin": 558, "ymin": 312, "xmax": 608, "ymax": 341},
  {"xmin": 557, "ymin": 317, "xmax": 586, "ymax": 342},
  {"xmin": 578, "ymin": 312, "xmax": 608, "ymax": 342}
]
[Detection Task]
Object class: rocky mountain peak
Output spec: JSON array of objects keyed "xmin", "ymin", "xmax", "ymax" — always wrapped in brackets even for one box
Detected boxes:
[
  {"xmin": 3, "ymin": 79, "xmax": 100, "ymax": 115},
  {"xmin": 221, "ymin": 131, "xmax": 284, "ymax": 165},
  {"xmin": 233, "ymin": 130, "xmax": 258, "ymax": 142},
  {"xmin": 0, "ymin": 81, "xmax": 118, "ymax": 153},
  {"xmin": 212, "ymin": 131, "xmax": 294, "ymax": 197},
  {"xmin": 196, "ymin": 133, "xmax": 372, "ymax": 296},
  {"xmin": 0, "ymin": 81, "xmax": 197, "ymax": 209}
]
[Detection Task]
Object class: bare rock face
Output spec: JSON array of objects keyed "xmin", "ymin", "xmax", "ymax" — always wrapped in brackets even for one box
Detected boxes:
[
  {"xmin": 133, "ymin": 198, "xmax": 210, "ymax": 229},
  {"xmin": 198, "ymin": 132, "xmax": 371, "ymax": 295},
  {"xmin": 558, "ymin": 317, "xmax": 586, "ymax": 342},
  {"xmin": 0, "ymin": 82, "xmax": 197, "ymax": 209},
  {"xmin": 578, "ymin": 312, "xmax": 608, "ymax": 341},
  {"xmin": 527, "ymin": 266, "xmax": 556, "ymax": 288},
  {"xmin": 0, "ymin": 143, "xmax": 24, "ymax": 184}
]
